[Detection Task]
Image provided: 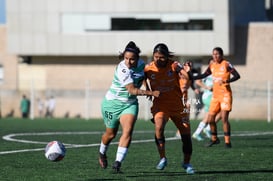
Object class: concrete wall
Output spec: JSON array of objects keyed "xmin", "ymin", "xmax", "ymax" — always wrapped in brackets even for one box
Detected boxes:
[
  {"xmin": 6, "ymin": 0, "xmax": 232, "ymax": 56},
  {"xmin": 0, "ymin": 25, "xmax": 19, "ymax": 118},
  {"xmin": 1, "ymin": 23, "xmax": 273, "ymax": 120},
  {"xmin": 1, "ymin": 1, "xmax": 272, "ymax": 120}
]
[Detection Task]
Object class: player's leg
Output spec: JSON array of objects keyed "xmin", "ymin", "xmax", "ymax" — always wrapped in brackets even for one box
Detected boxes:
[
  {"xmin": 99, "ymin": 99, "xmax": 120, "ymax": 169},
  {"xmin": 172, "ymin": 114, "xmax": 194, "ymax": 174},
  {"xmin": 221, "ymin": 94, "xmax": 232, "ymax": 148},
  {"xmin": 112, "ymin": 103, "xmax": 138, "ymax": 173},
  {"xmin": 205, "ymin": 97, "xmax": 220, "ymax": 147},
  {"xmin": 113, "ymin": 114, "xmax": 136, "ymax": 166},
  {"xmin": 112, "ymin": 114, "xmax": 136, "ymax": 173},
  {"xmin": 221, "ymin": 110, "xmax": 231, "ymax": 148},
  {"xmin": 99, "ymin": 127, "xmax": 118, "ymax": 169},
  {"xmin": 192, "ymin": 114, "xmax": 208, "ymax": 141},
  {"xmin": 202, "ymin": 95, "xmax": 212, "ymax": 138},
  {"xmin": 154, "ymin": 112, "xmax": 168, "ymax": 170}
]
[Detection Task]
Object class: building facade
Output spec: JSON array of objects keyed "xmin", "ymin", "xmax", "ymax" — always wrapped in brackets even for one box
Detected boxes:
[{"xmin": 1, "ymin": 0, "xmax": 272, "ymax": 120}]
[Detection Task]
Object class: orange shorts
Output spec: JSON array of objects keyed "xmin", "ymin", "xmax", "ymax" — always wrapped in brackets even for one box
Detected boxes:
[
  {"xmin": 209, "ymin": 93, "xmax": 232, "ymax": 115},
  {"xmin": 153, "ymin": 111, "xmax": 191, "ymax": 135}
]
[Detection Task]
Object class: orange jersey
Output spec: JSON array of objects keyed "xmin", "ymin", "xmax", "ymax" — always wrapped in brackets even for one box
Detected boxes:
[
  {"xmin": 209, "ymin": 60, "xmax": 233, "ymax": 97},
  {"xmin": 145, "ymin": 61, "xmax": 187, "ymax": 113},
  {"xmin": 208, "ymin": 59, "xmax": 234, "ymax": 113}
]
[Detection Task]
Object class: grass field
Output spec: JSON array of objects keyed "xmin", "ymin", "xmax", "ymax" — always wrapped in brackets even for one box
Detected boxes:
[{"xmin": 0, "ymin": 118, "xmax": 273, "ymax": 181}]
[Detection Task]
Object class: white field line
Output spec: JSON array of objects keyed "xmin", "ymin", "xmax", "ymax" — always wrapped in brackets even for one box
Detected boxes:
[{"xmin": 1, "ymin": 131, "xmax": 273, "ymax": 155}]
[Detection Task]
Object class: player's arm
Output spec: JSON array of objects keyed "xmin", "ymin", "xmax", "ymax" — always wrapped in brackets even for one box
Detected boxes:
[
  {"xmin": 195, "ymin": 79, "xmax": 212, "ymax": 91},
  {"xmin": 126, "ymin": 83, "xmax": 160, "ymax": 97},
  {"xmin": 223, "ymin": 66, "xmax": 241, "ymax": 83},
  {"xmin": 193, "ymin": 67, "xmax": 211, "ymax": 80}
]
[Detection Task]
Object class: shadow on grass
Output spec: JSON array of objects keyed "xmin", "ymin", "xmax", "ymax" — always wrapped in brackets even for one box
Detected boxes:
[
  {"xmin": 125, "ymin": 169, "xmax": 273, "ymax": 177},
  {"xmin": 197, "ymin": 169, "xmax": 273, "ymax": 174}
]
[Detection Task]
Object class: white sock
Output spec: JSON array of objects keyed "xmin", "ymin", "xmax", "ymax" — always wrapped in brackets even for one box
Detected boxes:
[
  {"xmin": 194, "ymin": 122, "xmax": 206, "ymax": 135},
  {"xmin": 116, "ymin": 146, "xmax": 128, "ymax": 162},
  {"xmin": 205, "ymin": 124, "xmax": 211, "ymax": 131},
  {"xmin": 99, "ymin": 141, "xmax": 108, "ymax": 155}
]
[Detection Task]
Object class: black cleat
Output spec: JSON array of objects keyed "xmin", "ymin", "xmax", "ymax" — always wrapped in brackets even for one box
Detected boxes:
[
  {"xmin": 112, "ymin": 161, "xmax": 122, "ymax": 173},
  {"xmin": 225, "ymin": 143, "xmax": 232, "ymax": 148},
  {"xmin": 99, "ymin": 153, "xmax": 108, "ymax": 169},
  {"xmin": 205, "ymin": 137, "xmax": 220, "ymax": 147}
]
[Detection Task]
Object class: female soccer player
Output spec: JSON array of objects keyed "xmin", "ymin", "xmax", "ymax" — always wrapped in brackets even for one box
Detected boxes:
[
  {"xmin": 145, "ymin": 43, "xmax": 194, "ymax": 174},
  {"xmin": 193, "ymin": 47, "xmax": 240, "ymax": 148},
  {"xmin": 98, "ymin": 41, "xmax": 160, "ymax": 173}
]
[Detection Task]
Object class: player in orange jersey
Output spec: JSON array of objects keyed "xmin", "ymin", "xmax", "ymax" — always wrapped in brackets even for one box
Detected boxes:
[
  {"xmin": 193, "ymin": 47, "xmax": 240, "ymax": 148},
  {"xmin": 144, "ymin": 43, "xmax": 194, "ymax": 174}
]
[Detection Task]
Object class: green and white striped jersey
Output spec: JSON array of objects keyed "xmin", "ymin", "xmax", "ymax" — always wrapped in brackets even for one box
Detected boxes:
[
  {"xmin": 105, "ymin": 59, "xmax": 145, "ymax": 104},
  {"xmin": 202, "ymin": 75, "xmax": 213, "ymax": 99}
]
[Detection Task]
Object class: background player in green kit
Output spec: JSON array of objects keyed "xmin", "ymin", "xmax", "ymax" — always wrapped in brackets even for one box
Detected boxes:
[
  {"xmin": 98, "ymin": 41, "xmax": 160, "ymax": 173},
  {"xmin": 192, "ymin": 74, "xmax": 221, "ymax": 141}
]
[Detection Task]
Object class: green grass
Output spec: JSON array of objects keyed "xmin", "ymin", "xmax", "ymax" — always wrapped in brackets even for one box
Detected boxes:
[{"xmin": 0, "ymin": 118, "xmax": 273, "ymax": 181}]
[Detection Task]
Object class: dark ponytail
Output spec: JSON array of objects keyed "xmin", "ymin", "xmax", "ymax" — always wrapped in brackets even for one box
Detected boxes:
[{"xmin": 119, "ymin": 41, "xmax": 141, "ymax": 60}]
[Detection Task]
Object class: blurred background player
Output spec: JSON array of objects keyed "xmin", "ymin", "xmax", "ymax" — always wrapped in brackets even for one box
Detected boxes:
[
  {"xmin": 193, "ymin": 47, "xmax": 240, "ymax": 148},
  {"xmin": 145, "ymin": 43, "xmax": 194, "ymax": 174},
  {"xmin": 20, "ymin": 94, "xmax": 30, "ymax": 118},
  {"xmin": 191, "ymin": 67, "xmax": 203, "ymax": 119},
  {"xmin": 98, "ymin": 41, "xmax": 160, "ymax": 173},
  {"xmin": 175, "ymin": 62, "xmax": 199, "ymax": 138},
  {"xmin": 192, "ymin": 73, "xmax": 221, "ymax": 141}
]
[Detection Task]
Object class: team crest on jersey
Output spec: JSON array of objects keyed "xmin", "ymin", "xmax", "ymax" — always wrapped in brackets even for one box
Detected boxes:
[
  {"xmin": 150, "ymin": 74, "xmax": 155, "ymax": 79},
  {"xmin": 122, "ymin": 69, "xmax": 126, "ymax": 73},
  {"xmin": 167, "ymin": 70, "xmax": 173, "ymax": 77}
]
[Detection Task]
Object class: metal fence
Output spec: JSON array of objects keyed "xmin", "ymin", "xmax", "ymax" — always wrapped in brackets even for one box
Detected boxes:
[{"xmin": 0, "ymin": 80, "xmax": 272, "ymax": 121}]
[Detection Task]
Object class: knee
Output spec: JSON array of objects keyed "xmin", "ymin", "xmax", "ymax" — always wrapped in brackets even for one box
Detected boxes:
[{"xmin": 104, "ymin": 132, "xmax": 116, "ymax": 140}]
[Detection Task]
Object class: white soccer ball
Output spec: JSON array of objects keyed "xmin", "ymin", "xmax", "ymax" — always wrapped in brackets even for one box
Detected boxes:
[{"xmin": 45, "ymin": 141, "xmax": 66, "ymax": 162}]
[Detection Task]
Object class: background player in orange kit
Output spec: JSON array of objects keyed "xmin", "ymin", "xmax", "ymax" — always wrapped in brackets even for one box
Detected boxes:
[
  {"xmin": 193, "ymin": 47, "xmax": 240, "ymax": 148},
  {"xmin": 144, "ymin": 43, "xmax": 194, "ymax": 174}
]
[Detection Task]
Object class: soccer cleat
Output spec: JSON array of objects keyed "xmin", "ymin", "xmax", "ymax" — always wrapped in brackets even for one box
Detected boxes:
[
  {"xmin": 205, "ymin": 137, "xmax": 220, "ymax": 147},
  {"xmin": 112, "ymin": 161, "xmax": 122, "ymax": 173},
  {"xmin": 192, "ymin": 133, "xmax": 204, "ymax": 141},
  {"xmin": 225, "ymin": 142, "xmax": 232, "ymax": 148},
  {"xmin": 203, "ymin": 129, "xmax": 211, "ymax": 138},
  {"xmin": 156, "ymin": 157, "xmax": 167, "ymax": 170},
  {"xmin": 182, "ymin": 163, "xmax": 195, "ymax": 174},
  {"xmin": 99, "ymin": 153, "xmax": 108, "ymax": 169}
]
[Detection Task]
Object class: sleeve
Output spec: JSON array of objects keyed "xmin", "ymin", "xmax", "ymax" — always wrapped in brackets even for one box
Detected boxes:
[
  {"xmin": 225, "ymin": 61, "xmax": 241, "ymax": 83},
  {"xmin": 117, "ymin": 65, "xmax": 133, "ymax": 87},
  {"xmin": 226, "ymin": 61, "xmax": 234, "ymax": 72}
]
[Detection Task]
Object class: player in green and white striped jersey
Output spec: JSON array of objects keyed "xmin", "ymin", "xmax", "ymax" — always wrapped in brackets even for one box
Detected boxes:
[{"xmin": 99, "ymin": 41, "xmax": 160, "ymax": 173}]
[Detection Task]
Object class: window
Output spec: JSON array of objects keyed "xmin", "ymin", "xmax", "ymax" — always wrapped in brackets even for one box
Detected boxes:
[{"xmin": 62, "ymin": 13, "xmax": 214, "ymax": 33}]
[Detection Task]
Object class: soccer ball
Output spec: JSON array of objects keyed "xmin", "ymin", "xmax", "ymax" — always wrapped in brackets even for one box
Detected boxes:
[{"xmin": 45, "ymin": 141, "xmax": 66, "ymax": 162}]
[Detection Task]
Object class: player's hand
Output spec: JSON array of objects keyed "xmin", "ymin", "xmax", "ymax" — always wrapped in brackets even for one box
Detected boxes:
[
  {"xmin": 183, "ymin": 61, "xmax": 192, "ymax": 72},
  {"xmin": 219, "ymin": 80, "xmax": 227, "ymax": 85},
  {"xmin": 206, "ymin": 86, "xmax": 213, "ymax": 91},
  {"xmin": 152, "ymin": 90, "xmax": 160, "ymax": 98},
  {"xmin": 194, "ymin": 89, "xmax": 200, "ymax": 94}
]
